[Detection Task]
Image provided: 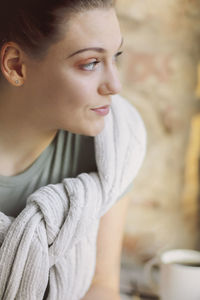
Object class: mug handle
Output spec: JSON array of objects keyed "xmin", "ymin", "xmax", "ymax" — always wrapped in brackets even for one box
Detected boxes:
[{"xmin": 143, "ymin": 256, "xmax": 160, "ymax": 293}]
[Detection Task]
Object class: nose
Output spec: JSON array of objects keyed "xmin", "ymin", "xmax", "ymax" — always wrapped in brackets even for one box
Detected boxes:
[{"xmin": 98, "ymin": 64, "xmax": 122, "ymax": 96}]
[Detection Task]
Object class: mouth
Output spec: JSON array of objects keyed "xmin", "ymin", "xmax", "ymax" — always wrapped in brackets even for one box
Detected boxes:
[{"xmin": 90, "ymin": 105, "xmax": 110, "ymax": 116}]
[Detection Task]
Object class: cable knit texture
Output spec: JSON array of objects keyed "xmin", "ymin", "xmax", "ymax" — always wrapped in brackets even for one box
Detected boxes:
[{"xmin": 0, "ymin": 95, "xmax": 146, "ymax": 300}]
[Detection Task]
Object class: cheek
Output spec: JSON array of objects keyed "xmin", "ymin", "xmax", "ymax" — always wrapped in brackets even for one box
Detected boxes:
[
  {"xmin": 28, "ymin": 61, "xmax": 97, "ymax": 114},
  {"xmin": 45, "ymin": 77, "xmax": 91, "ymax": 119},
  {"xmin": 62, "ymin": 62, "xmax": 97, "ymax": 89},
  {"xmin": 55, "ymin": 71, "xmax": 97, "ymax": 106}
]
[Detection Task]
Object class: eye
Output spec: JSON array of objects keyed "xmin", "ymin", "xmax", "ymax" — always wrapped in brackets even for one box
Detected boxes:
[
  {"xmin": 114, "ymin": 51, "xmax": 123, "ymax": 62},
  {"xmin": 80, "ymin": 61, "xmax": 100, "ymax": 71}
]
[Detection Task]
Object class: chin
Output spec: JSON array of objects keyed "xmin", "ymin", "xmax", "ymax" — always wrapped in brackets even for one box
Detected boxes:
[{"xmin": 83, "ymin": 121, "xmax": 105, "ymax": 137}]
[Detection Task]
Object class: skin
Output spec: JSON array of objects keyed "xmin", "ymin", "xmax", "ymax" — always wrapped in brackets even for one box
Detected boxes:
[{"xmin": 0, "ymin": 8, "xmax": 122, "ymax": 176}]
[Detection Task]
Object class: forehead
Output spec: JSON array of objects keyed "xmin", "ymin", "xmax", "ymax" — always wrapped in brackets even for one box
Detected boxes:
[{"xmin": 57, "ymin": 8, "xmax": 122, "ymax": 54}]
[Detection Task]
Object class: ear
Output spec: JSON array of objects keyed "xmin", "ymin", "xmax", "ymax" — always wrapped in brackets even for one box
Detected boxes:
[{"xmin": 0, "ymin": 42, "xmax": 26, "ymax": 87}]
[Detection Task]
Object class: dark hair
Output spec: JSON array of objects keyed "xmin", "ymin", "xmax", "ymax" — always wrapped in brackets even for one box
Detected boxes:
[{"xmin": 0, "ymin": 0, "xmax": 114, "ymax": 81}]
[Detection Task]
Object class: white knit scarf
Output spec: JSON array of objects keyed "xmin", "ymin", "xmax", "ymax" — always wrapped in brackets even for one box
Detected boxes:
[{"xmin": 0, "ymin": 95, "xmax": 146, "ymax": 300}]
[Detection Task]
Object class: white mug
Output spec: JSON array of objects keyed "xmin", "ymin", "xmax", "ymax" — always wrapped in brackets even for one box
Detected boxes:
[{"xmin": 144, "ymin": 249, "xmax": 200, "ymax": 300}]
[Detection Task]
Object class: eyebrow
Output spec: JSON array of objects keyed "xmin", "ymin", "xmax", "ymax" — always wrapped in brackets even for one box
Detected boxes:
[{"xmin": 67, "ymin": 37, "xmax": 124, "ymax": 58}]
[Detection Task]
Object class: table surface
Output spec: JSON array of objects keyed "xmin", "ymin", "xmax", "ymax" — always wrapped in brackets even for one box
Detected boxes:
[
  {"xmin": 121, "ymin": 291, "xmax": 159, "ymax": 300},
  {"xmin": 120, "ymin": 261, "xmax": 159, "ymax": 300}
]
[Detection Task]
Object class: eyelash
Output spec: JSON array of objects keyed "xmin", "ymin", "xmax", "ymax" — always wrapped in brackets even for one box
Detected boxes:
[
  {"xmin": 80, "ymin": 51, "xmax": 123, "ymax": 71},
  {"xmin": 114, "ymin": 51, "xmax": 123, "ymax": 61}
]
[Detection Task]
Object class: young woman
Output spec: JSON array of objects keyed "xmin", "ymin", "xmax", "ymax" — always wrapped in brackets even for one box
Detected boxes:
[{"xmin": 0, "ymin": 0, "xmax": 146, "ymax": 299}]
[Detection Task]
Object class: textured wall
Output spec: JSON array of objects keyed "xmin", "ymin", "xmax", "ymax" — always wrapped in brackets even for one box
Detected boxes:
[{"xmin": 116, "ymin": 0, "xmax": 200, "ymax": 262}]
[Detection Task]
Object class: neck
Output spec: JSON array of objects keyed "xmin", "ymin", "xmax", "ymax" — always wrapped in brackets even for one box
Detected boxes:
[{"xmin": 0, "ymin": 89, "xmax": 57, "ymax": 176}]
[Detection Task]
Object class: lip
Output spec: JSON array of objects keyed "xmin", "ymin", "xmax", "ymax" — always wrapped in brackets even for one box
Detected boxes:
[{"xmin": 91, "ymin": 105, "xmax": 110, "ymax": 116}]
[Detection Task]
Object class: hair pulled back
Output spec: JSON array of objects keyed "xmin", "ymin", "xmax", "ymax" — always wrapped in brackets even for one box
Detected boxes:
[{"xmin": 0, "ymin": 0, "xmax": 114, "ymax": 60}]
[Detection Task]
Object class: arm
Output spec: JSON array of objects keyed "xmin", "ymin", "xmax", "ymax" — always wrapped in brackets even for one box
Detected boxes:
[{"xmin": 81, "ymin": 190, "xmax": 132, "ymax": 300}]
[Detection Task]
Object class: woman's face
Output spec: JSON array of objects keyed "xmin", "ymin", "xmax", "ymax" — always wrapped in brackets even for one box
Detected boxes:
[{"xmin": 23, "ymin": 8, "xmax": 123, "ymax": 136}]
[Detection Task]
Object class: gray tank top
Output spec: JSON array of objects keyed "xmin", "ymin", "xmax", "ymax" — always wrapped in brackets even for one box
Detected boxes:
[{"xmin": 0, "ymin": 130, "xmax": 97, "ymax": 217}]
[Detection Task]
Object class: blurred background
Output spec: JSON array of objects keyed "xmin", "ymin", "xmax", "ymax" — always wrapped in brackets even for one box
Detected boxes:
[{"xmin": 115, "ymin": 0, "xmax": 200, "ymax": 298}]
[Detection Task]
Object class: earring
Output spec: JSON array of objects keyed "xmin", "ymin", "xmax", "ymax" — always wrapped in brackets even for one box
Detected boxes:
[{"xmin": 15, "ymin": 80, "xmax": 19, "ymax": 84}]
